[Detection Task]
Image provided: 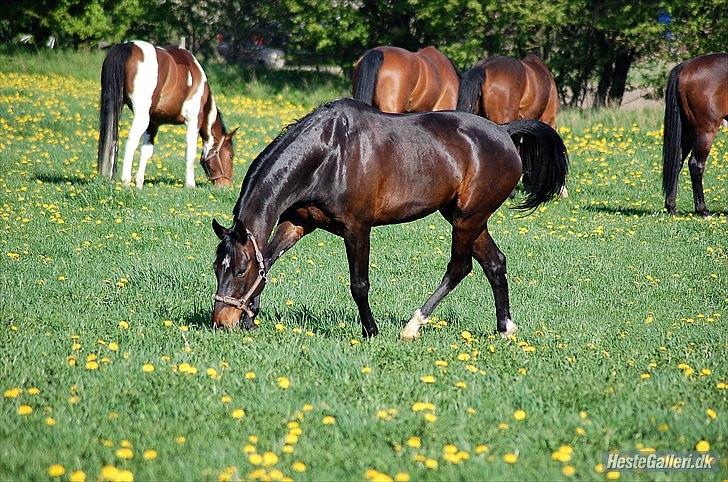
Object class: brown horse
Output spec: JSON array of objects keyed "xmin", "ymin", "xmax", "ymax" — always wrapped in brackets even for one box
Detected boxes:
[
  {"xmin": 98, "ymin": 40, "xmax": 237, "ymax": 188},
  {"xmin": 352, "ymin": 46, "xmax": 460, "ymax": 113},
  {"xmin": 210, "ymin": 99, "xmax": 568, "ymax": 340},
  {"xmin": 457, "ymin": 54, "xmax": 559, "ymax": 128},
  {"xmin": 663, "ymin": 53, "xmax": 728, "ymax": 216}
]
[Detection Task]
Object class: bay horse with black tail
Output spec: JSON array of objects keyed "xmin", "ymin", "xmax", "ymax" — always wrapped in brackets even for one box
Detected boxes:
[
  {"xmin": 98, "ymin": 40, "xmax": 238, "ymax": 188},
  {"xmin": 353, "ymin": 46, "xmax": 460, "ymax": 113},
  {"xmin": 457, "ymin": 54, "xmax": 559, "ymax": 128},
  {"xmin": 210, "ymin": 98, "xmax": 568, "ymax": 340},
  {"xmin": 662, "ymin": 53, "xmax": 728, "ymax": 216}
]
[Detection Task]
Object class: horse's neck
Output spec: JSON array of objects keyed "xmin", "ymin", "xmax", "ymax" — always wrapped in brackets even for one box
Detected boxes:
[
  {"xmin": 237, "ymin": 149, "xmax": 319, "ymax": 248},
  {"xmin": 200, "ymin": 91, "xmax": 220, "ymax": 146}
]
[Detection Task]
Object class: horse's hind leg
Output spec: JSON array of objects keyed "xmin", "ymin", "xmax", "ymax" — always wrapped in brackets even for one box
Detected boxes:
[
  {"xmin": 401, "ymin": 223, "xmax": 477, "ymax": 340},
  {"xmin": 472, "ymin": 228, "xmax": 517, "ymax": 337},
  {"xmin": 689, "ymin": 129, "xmax": 717, "ymax": 216},
  {"xmin": 135, "ymin": 125, "xmax": 158, "ymax": 189},
  {"xmin": 120, "ymin": 111, "xmax": 150, "ymax": 186}
]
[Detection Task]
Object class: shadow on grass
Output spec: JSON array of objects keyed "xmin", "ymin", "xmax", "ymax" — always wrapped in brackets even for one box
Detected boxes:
[
  {"xmin": 34, "ymin": 173, "xmax": 94, "ymax": 185},
  {"xmin": 182, "ymin": 304, "xmax": 406, "ymax": 338},
  {"xmin": 584, "ymin": 204, "xmax": 727, "ymax": 217}
]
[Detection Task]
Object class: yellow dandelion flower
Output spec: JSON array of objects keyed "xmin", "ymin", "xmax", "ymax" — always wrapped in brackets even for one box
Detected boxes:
[
  {"xmin": 503, "ymin": 452, "xmax": 518, "ymax": 464},
  {"xmin": 562, "ymin": 465, "xmax": 576, "ymax": 476},
  {"xmin": 17, "ymin": 405, "xmax": 32, "ymax": 415},
  {"xmin": 420, "ymin": 375, "xmax": 435, "ymax": 384},
  {"xmin": 361, "ymin": 366, "xmax": 372, "ymax": 374},
  {"xmin": 47, "ymin": 464, "xmax": 65, "ymax": 477},
  {"xmin": 231, "ymin": 408, "xmax": 246, "ymax": 419},
  {"xmin": 423, "ymin": 413, "xmax": 437, "ymax": 423},
  {"xmin": 594, "ymin": 463, "xmax": 604, "ymax": 473},
  {"xmin": 322, "ymin": 415, "xmax": 335, "ymax": 425},
  {"xmin": 175, "ymin": 435, "xmax": 186, "ymax": 445},
  {"xmin": 706, "ymin": 408, "xmax": 717, "ymax": 419},
  {"xmin": 695, "ymin": 440, "xmax": 710, "ymax": 452},
  {"xmin": 27, "ymin": 387, "xmax": 40, "ymax": 395},
  {"xmin": 513, "ymin": 409, "xmax": 526, "ymax": 421},
  {"xmin": 277, "ymin": 377, "xmax": 290, "ymax": 389},
  {"xmin": 85, "ymin": 360, "xmax": 99, "ymax": 370},
  {"xmin": 262, "ymin": 451, "xmax": 278, "ymax": 466},
  {"xmin": 4, "ymin": 387, "xmax": 22, "ymax": 398},
  {"xmin": 248, "ymin": 453, "xmax": 263, "ymax": 465},
  {"xmin": 406, "ymin": 436, "xmax": 421, "ymax": 448},
  {"xmin": 46, "ymin": 416, "xmax": 56, "ymax": 426},
  {"xmin": 424, "ymin": 458, "xmax": 438, "ymax": 469},
  {"xmin": 606, "ymin": 470, "xmax": 621, "ymax": 480},
  {"xmin": 142, "ymin": 363, "xmax": 154, "ymax": 373},
  {"xmin": 69, "ymin": 470, "xmax": 86, "ymax": 482},
  {"xmin": 245, "ymin": 371, "xmax": 256, "ymax": 380},
  {"xmin": 115, "ymin": 447, "xmax": 133, "ymax": 459},
  {"xmin": 292, "ymin": 461, "xmax": 306, "ymax": 473},
  {"xmin": 143, "ymin": 449, "xmax": 157, "ymax": 461}
]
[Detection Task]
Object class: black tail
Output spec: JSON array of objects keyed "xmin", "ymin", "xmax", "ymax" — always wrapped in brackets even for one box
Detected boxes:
[
  {"xmin": 504, "ymin": 120, "xmax": 569, "ymax": 211},
  {"xmin": 353, "ymin": 49, "xmax": 384, "ymax": 105},
  {"xmin": 662, "ymin": 62, "xmax": 688, "ymax": 196},
  {"xmin": 456, "ymin": 67, "xmax": 484, "ymax": 113},
  {"xmin": 98, "ymin": 43, "xmax": 132, "ymax": 178}
]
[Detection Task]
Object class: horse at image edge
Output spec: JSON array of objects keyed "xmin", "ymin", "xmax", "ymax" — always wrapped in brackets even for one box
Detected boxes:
[
  {"xmin": 97, "ymin": 40, "xmax": 238, "ymax": 188},
  {"xmin": 662, "ymin": 52, "xmax": 728, "ymax": 216}
]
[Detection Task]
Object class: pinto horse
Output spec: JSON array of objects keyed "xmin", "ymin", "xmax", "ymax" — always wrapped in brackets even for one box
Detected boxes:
[
  {"xmin": 210, "ymin": 98, "xmax": 568, "ymax": 340},
  {"xmin": 662, "ymin": 53, "xmax": 728, "ymax": 216},
  {"xmin": 457, "ymin": 54, "xmax": 559, "ymax": 128},
  {"xmin": 97, "ymin": 40, "xmax": 237, "ymax": 188},
  {"xmin": 352, "ymin": 46, "xmax": 460, "ymax": 113}
]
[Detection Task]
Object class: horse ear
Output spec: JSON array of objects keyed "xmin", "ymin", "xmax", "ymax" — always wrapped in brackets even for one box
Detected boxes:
[
  {"xmin": 212, "ymin": 218, "xmax": 228, "ymax": 239},
  {"xmin": 227, "ymin": 127, "xmax": 239, "ymax": 139},
  {"xmin": 232, "ymin": 219, "xmax": 248, "ymax": 241}
]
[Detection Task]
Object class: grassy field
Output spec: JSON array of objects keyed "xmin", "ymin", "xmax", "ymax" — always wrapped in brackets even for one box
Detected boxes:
[{"xmin": 0, "ymin": 49, "xmax": 726, "ymax": 482}]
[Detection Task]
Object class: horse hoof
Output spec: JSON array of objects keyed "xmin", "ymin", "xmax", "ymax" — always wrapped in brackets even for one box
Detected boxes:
[
  {"xmin": 400, "ymin": 309, "xmax": 429, "ymax": 341},
  {"xmin": 499, "ymin": 319, "xmax": 518, "ymax": 339},
  {"xmin": 696, "ymin": 210, "xmax": 710, "ymax": 218},
  {"xmin": 559, "ymin": 186, "xmax": 569, "ymax": 198}
]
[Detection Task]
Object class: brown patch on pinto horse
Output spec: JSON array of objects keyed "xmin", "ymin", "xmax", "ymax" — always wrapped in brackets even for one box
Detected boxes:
[{"xmin": 353, "ymin": 45, "xmax": 460, "ymax": 113}]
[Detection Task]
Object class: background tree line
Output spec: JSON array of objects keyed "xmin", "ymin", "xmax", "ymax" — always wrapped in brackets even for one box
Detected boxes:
[{"xmin": 3, "ymin": 0, "xmax": 727, "ymax": 107}]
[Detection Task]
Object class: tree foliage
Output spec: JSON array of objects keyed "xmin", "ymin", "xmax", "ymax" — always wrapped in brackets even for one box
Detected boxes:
[{"xmin": 3, "ymin": 0, "xmax": 727, "ymax": 106}]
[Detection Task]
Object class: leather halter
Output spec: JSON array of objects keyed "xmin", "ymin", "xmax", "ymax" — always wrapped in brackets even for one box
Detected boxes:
[
  {"xmin": 214, "ymin": 229, "xmax": 266, "ymax": 318},
  {"xmin": 202, "ymin": 142, "xmax": 233, "ymax": 183}
]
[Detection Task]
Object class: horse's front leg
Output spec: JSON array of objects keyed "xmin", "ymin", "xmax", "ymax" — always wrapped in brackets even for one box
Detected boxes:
[
  {"xmin": 264, "ymin": 220, "xmax": 313, "ymax": 266},
  {"xmin": 343, "ymin": 225, "xmax": 378, "ymax": 338},
  {"xmin": 184, "ymin": 120, "xmax": 199, "ymax": 188}
]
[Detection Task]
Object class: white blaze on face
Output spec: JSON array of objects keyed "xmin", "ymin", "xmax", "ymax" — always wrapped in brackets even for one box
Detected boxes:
[{"xmin": 221, "ymin": 255, "xmax": 231, "ymax": 271}]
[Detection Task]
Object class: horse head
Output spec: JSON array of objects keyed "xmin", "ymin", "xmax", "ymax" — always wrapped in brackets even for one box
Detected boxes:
[
  {"xmin": 201, "ymin": 127, "xmax": 238, "ymax": 187},
  {"xmin": 211, "ymin": 218, "xmax": 266, "ymax": 329}
]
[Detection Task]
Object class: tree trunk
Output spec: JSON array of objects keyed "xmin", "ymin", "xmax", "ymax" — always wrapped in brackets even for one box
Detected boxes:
[{"xmin": 607, "ymin": 49, "xmax": 635, "ymax": 106}]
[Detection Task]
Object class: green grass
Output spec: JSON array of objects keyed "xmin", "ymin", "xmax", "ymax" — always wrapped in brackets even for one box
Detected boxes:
[{"xmin": 0, "ymin": 50, "xmax": 726, "ymax": 482}]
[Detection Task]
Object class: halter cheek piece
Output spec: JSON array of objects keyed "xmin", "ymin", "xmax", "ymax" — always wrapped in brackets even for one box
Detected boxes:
[
  {"xmin": 203, "ymin": 141, "xmax": 233, "ymax": 183},
  {"xmin": 214, "ymin": 229, "xmax": 266, "ymax": 318}
]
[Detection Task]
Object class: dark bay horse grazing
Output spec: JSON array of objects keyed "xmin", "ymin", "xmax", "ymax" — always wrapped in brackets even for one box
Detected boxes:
[
  {"xmin": 98, "ymin": 40, "xmax": 237, "ymax": 188},
  {"xmin": 457, "ymin": 54, "xmax": 559, "ymax": 128},
  {"xmin": 352, "ymin": 46, "xmax": 460, "ymax": 113},
  {"xmin": 662, "ymin": 53, "xmax": 728, "ymax": 216},
  {"xmin": 210, "ymin": 99, "xmax": 568, "ymax": 340}
]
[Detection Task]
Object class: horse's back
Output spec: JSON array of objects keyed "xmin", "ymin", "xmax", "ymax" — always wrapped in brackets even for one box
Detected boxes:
[
  {"xmin": 328, "ymin": 100, "xmax": 520, "ymax": 223},
  {"xmin": 152, "ymin": 45, "xmax": 209, "ymax": 123},
  {"xmin": 678, "ymin": 53, "xmax": 728, "ymax": 126}
]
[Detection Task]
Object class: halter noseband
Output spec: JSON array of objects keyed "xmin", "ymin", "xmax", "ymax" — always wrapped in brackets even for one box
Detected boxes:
[
  {"xmin": 214, "ymin": 229, "xmax": 266, "ymax": 318},
  {"xmin": 203, "ymin": 144, "xmax": 233, "ymax": 183}
]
